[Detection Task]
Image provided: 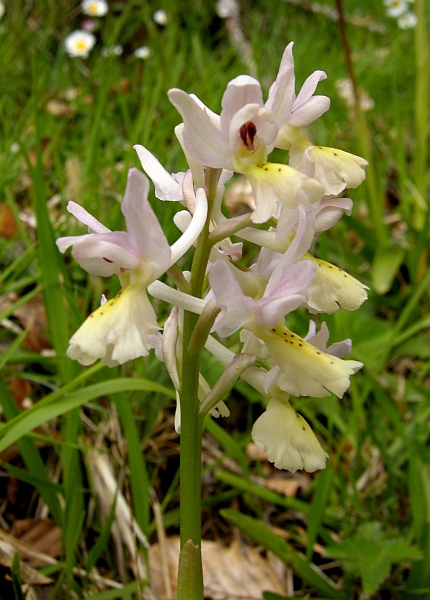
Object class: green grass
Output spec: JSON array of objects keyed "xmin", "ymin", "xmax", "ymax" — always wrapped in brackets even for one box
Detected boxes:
[{"xmin": 0, "ymin": 0, "xmax": 429, "ymax": 597}]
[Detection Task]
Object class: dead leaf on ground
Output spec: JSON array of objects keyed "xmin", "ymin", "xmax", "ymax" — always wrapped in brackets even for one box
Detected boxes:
[
  {"xmin": 0, "ymin": 203, "xmax": 18, "ymax": 238},
  {"xmin": 150, "ymin": 536, "xmax": 286, "ymax": 599},
  {"xmin": 266, "ymin": 473, "xmax": 310, "ymax": 497},
  {"xmin": 0, "ymin": 542, "xmax": 53, "ymax": 586},
  {"xmin": 12, "ymin": 293, "xmax": 51, "ymax": 352},
  {"xmin": 10, "ymin": 519, "xmax": 62, "ymax": 567}
]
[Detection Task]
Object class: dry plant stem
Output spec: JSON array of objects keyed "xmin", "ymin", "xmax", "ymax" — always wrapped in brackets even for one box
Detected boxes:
[{"xmin": 178, "ymin": 168, "xmax": 220, "ymax": 598}]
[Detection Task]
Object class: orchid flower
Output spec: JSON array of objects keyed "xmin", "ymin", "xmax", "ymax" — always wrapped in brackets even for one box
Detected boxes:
[
  {"xmin": 56, "ymin": 168, "xmax": 207, "ymax": 366},
  {"xmin": 168, "ymin": 75, "xmax": 325, "ymax": 224},
  {"xmin": 266, "ymin": 42, "xmax": 368, "ymax": 196}
]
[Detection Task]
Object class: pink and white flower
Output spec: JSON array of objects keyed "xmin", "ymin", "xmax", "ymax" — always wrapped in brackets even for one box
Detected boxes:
[
  {"xmin": 57, "ymin": 168, "xmax": 207, "ymax": 366},
  {"xmin": 168, "ymin": 71, "xmax": 324, "ymax": 223}
]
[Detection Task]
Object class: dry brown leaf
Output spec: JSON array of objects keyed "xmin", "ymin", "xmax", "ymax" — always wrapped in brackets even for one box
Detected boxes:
[
  {"xmin": 0, "ymin": 203, "xmax": 18, "ymax": 238},
  {"xmin": 0, "ymin": 543, "xmax": 53, "ymax": 585},
  {"xmin": 150, "ymin": 536, "xmax": 286, "ymax": 600},
  {"xmin": 6, "ymin": 375, "xmax": 33, "ymax": 408},
  {"xmin": 13, "ymin": 293, "xmax": 51, "ymax": 352},
  {"xmin": 246, "ymin": 442, "xmax": 268, "ymax": 462},
  {"xmin": 10, "ymin": 519, "xmax": 62, "ymax": 567},
  {"xmin": 266, "ymin": 474, "xmax": 310, "ymax": 497}
]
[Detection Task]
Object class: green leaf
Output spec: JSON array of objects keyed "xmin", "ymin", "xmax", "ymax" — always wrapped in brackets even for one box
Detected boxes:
[
  {"xmin": 326, "ymin": 526, "xmax": 422, "ymax": 595},
  {"xmin": 0, "ymin": 378, "xmax": 175, "ymax": 454},
  {"xmin": 371, "ymin": 245, "xmax": 405, "ymax": 295}
]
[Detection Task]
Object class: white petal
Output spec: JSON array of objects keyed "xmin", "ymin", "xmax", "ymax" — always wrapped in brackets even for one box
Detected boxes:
[
  {"xmin": 251, "ymin": 324, "xmax": 362, "ymax": 398},
  {"xmin": 67, "ymin": 284, "xmax": 158, "ymax": 366},
  {"xmin": 169, "ymin": 188, "xmax": 208, "ymax": 265},
  {"xmin": 252, "ymin": 392, "xmax": 328, "ymax": 473},
  {"xmin": 304, "ymin": 255, "xmax": 369, "ymax": 313}
]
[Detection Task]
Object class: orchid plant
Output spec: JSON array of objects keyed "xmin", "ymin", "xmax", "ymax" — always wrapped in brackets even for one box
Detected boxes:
[{"xmin": 57, "ymin": 42, "xmax": 368, "ymax": 598}]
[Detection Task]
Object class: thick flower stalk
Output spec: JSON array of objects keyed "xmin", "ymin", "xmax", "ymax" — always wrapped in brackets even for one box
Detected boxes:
[{"xmin": 57, "ymin": 41, "xmax": 369, "ymax": 599}]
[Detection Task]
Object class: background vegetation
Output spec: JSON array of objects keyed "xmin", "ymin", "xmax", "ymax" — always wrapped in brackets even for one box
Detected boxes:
[{"xmin": 0, "ymin": 0, "xmax": 429, "ymax": 598}]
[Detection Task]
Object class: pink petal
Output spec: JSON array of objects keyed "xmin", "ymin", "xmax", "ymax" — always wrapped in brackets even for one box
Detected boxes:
[
  {"xmin": 133, "ymin": 145, "xmax": 183, "ymax": 201},
  {"xmin": 294, "ymin": 70, "xmax": 327, "ymax": 108},
  {"xmin": 121, "ymin": 169, "xmax": 171, "ymax": 273},
  {"xmin": 210, "ymin": 260, "xmax": 257, "ymax": 337},
  {"xmin": 70, "ymin": 232, "xmax": 140, "ymax": 276},
  {"xmin": 256, "ymin": 261, "xmax": 316, "ymax": 327},
  {"xmin": 67, "ymin": 202, "xmax": 110, "ymax": 234},
  {"xmin": 265, "ymin": 66, "xmax": 295, "ymax": 128},
  {"xmin": 289, "ymin": 96, "xmax": 330, "ymax": 126},
  {"xmin": 168, "ymin": 89, "xmax": 231, "ymax": 168},
  {"xmin": 220, "ymin": 75, "xmax": 264, "ymax": 137}
]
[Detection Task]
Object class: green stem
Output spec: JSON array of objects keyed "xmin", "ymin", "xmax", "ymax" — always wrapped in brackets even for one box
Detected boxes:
[
  {"xmin": 413, "ymin": 0, "xmax": 429, "ymax": 282},
  {"xmin": 178, "ymin": 168, "xmax": 221, "ymax": 598}
]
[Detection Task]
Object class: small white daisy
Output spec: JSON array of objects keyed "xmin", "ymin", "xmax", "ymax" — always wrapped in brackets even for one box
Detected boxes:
[
  {"xmin": 64, "ymin": 31, "xmax": 96, "ymax": 58},
  {"xmin": 153, "ymin": 9, "xmax": 168, "ymax": 25},
  {"xmin": 398, "ymin": 11, "xmax": 418, "ymax": 28},
  {"xmin": 134, "ymin": 46, "xmax": 152, "ymax": 59},
  {"xmin": 82, "ymin": 0, "xmax": 108, "ymax": 17},
  {"xmin": 384, "ymin": 0, "xmax": 408, "ymax": 17}
]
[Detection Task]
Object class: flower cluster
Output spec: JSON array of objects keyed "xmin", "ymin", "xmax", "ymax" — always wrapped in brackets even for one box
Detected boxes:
[{"xmin": 58, "ymin": 42, "xmax": 368, "ymax": 473}]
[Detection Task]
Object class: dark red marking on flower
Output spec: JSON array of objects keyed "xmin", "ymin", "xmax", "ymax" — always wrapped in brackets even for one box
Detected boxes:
[
  {"xmin": 299, "ymin": 343, "xmax": 303, "ymax": 346},
  {"xmin": 239, "ymin": 121, "xmax": 257, "ymax": 149},
  {"xmin": 334, "ymin": 152, "xmax": 338, "ymax": 156},
  {"xmin": 271, "ymin": 328, "xmax": 276, "ymax": 332},
  {"xmin": 103, "ymin": 257, "xmax": 113, "ymax": 263},
  {"xmin": 278, "ymin": 168, "xmax": 282, "ymax": 171}
]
